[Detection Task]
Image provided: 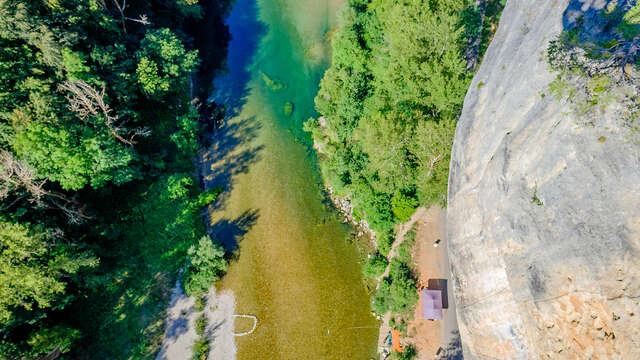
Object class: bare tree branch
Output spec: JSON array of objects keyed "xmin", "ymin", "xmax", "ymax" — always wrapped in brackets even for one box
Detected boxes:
[
  {"xmin": 58, "ymin": 80, "xmax": 151, "ymax": 146},
  {"xmin": 98, "ymin": 0, "xmax": 150, "ymax": 33},
  {"xmin": 0, "ymin": 150, "xmax": 92, "ymax": 224}
]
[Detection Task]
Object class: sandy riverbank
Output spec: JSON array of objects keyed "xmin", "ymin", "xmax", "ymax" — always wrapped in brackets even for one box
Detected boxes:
[{"xmin": 155, "ymin": 281, "xmax": 237, "ymax": 360}]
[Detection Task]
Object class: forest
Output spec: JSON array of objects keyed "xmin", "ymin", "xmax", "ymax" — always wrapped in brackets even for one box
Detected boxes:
[
  {"xmin": 0, "ymin": 0, "xmax": 231, "ymax": 358},
  {"xmin": 306, "ymin": 0, "xmax": 502, "ymax": 253},
  {"xmin": 306, "ymin": 0, "xmax": 504, "ymax": 346},
  {"xmin": 0, "ymin": 0, "xmax": 505, "ymax": 358}
]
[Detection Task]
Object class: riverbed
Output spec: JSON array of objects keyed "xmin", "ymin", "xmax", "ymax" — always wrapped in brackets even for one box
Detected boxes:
[{"xmin": 202, "ymin": 0, "xmax": 378, "ymax": 358}]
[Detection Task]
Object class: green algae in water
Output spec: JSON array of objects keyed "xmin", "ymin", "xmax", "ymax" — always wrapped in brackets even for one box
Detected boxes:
[
  {"xmin": 283, "ymin": 101, "xmax": 294, "ymax": 116},
  {"xmin": 260, "ymin": 71, "xmax": 287, "ymax": 91}
]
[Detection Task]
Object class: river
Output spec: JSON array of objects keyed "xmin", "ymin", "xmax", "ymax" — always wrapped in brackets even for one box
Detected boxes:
[{"xmin": 203, "ymin": 0, "xmax": 379, "ymax": 358}]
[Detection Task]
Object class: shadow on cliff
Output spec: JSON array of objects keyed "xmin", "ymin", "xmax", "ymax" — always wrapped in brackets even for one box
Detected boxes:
[
  {"xmin": 208, "ymin": 0, "xmax": 268, "ymax": 120},
  {"xmin": 561, "ymin": 0, "xmax": 637, "ymax": 44},
  {"xmin": 440, "ymin": 330, "xmax": 464, "ymax": 359}
]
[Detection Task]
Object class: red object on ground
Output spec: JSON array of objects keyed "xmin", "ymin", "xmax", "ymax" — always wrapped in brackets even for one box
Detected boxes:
[{"xmin": 391, "ymin": 329, "xmax": 403, "ymax": 353}]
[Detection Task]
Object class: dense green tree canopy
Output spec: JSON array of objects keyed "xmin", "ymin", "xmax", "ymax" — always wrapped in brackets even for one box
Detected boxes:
[
  {"xmin": 0, "ymin": 220, "xmax": 96, "ymax": 323},
  {"xmin": 308, "ymin": 0, "xmax": 492, "ymax": 242},
  {"xmin": 0, "ymin": 0, "xmax": 232, "ymax": 357}
]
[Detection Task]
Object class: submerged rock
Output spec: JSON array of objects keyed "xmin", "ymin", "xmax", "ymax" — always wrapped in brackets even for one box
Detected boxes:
[{"xmin": 447, "ymin": 0, "xmax": 640, "ymax": 358}]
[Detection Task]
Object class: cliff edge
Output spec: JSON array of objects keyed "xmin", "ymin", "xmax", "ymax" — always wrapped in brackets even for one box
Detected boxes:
[{"xmin": 447, "ymin": 0, "xmax": 640, "ymax": 358}]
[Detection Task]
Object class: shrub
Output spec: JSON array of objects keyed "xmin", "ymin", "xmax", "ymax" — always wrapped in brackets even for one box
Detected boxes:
[
  {"xmin": 27, "ymin": 326, "xmax": 81, "ymax": 356},
  {"xmin": 195, "ymin": 186, "xmax": 223, "ymax": 208},
  {"xmin": 371, "ymin": 278, "xmax": 391, "ymax": 315},
  {"xmin": 191, "ymin": 338, "xmax": 209, "ymax": 360},
  {"xmin": 184, "ymin": 236, "xmax": 228, "ymax": 297},
  {"xmin": 389, "ymin": 317, "xmax": 407, "ymax": 333},
  {"xmin": 391, "ymin": 194, "xmax": 418, "ymax": 222},
  {"xmin": 372, "ymin": 259, "xmax": 418, "ymax": 315},
  {"xmin": 363, "ymin": 253, "xmax": 388, "ymax": 278},
  {"xmin": 377, "ymin": 231, "xmax": 394, "ymax": 256},
  {"xmin": 195, "ymin": 314, "xmax": 206, "ymax": 336},
  {"xmin": 392, "ymin": 344, "xmax": 417, "ymax": 360},
  {"xmin": 397, "ymin": 228, "xmax": 416, "ymax": 264},
  {"xmin": 194, "ymin": 297, "xmax": 205, "ymax": 312}
]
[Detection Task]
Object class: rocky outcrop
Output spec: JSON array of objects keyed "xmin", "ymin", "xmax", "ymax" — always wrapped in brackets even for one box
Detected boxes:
[
  {"xmin": 326, "ymin": 186, "xmax": 376, "ymax": 240},
  {"xmin": 447, "ymin": 0, "xmax": 640, "ymax": 359}
]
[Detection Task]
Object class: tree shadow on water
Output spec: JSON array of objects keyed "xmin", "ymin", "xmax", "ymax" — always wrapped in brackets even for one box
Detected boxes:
[
  {"xmin": 201, "ymin": 116, "xmax": 264, "ymax": 211},
  {"xmin": 209, "ymin": 208, "xmax": 260, "ymax": 256},
  {"xmin": 209, "ymin": 0, "xmax": 268, "ymax": 119}
]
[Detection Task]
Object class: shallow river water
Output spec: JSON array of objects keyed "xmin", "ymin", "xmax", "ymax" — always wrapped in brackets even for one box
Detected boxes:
[{"xmin": 204, "ymin": 0, "xmax": 378, "ymax": 358}]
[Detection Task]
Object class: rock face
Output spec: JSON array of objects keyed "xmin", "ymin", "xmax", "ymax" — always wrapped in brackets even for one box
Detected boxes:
[{"xmin": 447, "ymin": 0, "xmax": 640, "ymax": 359}]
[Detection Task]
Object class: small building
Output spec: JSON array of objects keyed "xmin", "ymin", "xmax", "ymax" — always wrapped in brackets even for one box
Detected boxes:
[{"xmin": 421, "ymin": 289, "xmax": 443, "ymax": 320}]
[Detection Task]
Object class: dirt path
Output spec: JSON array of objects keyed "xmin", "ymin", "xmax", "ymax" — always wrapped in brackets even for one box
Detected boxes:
[
  {"xmin": 375, "ymin": 206, "xmax": 460, "ymax": 359},
  {"xmin": 155, "ymin": 281, "xmax": 237, "ymax": 360},
  {"xmin": 378, "ymin": 207, "xmax": 430, "ymax": 281},
  {"xmin": 406, "ymin": 206, "xmax": 460, "ymax": 359},
  {"xmin": 376, "ymin": 207, "xmax": 430, "ymax": 352}
]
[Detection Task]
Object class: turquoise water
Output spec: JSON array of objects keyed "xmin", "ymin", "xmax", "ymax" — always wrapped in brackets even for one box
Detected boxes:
[{"xmin": 204, "ymin": 0, "xmax": 378, "ymax": 359}]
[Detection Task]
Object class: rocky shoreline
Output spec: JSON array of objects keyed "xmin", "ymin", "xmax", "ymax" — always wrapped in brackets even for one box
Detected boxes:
[
  {"xmin": 313, "ymin": 116, "xmax": 377, "ymax": 244},
  {"xmin": 326, "ymin": 186, "xmax": 376, "ymax": 242}
]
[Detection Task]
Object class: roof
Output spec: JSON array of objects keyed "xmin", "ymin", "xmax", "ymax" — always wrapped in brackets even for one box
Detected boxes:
[{"xmin": 421, "ymin": 289, "xmax": 443, "ymax": 320}]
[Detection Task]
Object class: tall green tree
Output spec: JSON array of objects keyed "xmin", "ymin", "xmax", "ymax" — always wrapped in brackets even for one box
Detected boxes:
[
  {"xmin": 0, "ymin": 220, "xmax": 96, "ymax": 323},
  {"xmin": 184, "ymin": 236, "xmax": 228, "ymax": 297},
  {"xmin": 308, "ymin": 0, "xmax": 474, "ymax": 241},
  {"xmin": 136, "ymin": 28, "xmax": 199, "ymax": 99}
]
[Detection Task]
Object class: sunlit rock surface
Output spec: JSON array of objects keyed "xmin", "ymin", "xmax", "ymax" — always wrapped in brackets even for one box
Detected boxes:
[{"xmin": 447, "ymin": 0, "xmax": 640, "ymax": 358}]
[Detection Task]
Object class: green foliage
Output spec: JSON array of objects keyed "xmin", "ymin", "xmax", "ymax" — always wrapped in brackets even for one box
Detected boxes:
[
  {"xmin": 624, "ymin": 5, "xmax": 640, "ymax": 24},
  {"xmin": 136, "ymin": 28, "xmax": 199, "ymax": 98},
  {"xmin": 531, "ymin": 186, "xmax": 543, "ymax": 206},
  {"xmin": 78, "ymin": 173, "xmax": 219, "ymax": 358},
  {"xmin": 377, "ymin": 230, "xmax": 394, "ymax": 257},
  {"xmin": 184, "ymin": 236, "xmax": 229, "ymax": 297},
  {"xmin": 176, "ymin": 0, "xmax": 203, "ymax": 18},
  {"xmin": 9, "ymin": 92, "xmax": 137, "ymax": 190},
  {"xmin": 0, "ymin": 0, "xmax": 232, "ymax": 356},
  {"xmin": 392, "ymin": 344, "xmax": 417, "ymax": 360},
  {"xmin": 0, "ymin": 220, "xmax": 96, "ymax": 323},
  {"xmin": 194, "ymin": 296, "xmax": 205, "ymax": 312},
  {"xmin": 397, "ymin": 228, "xmax": 416, "ymax": 264},
  {"xmin": 371, "ymin": 278, "xmax": 392, "ymax": 314},
  {"xmin": 171, "ymin": 106, "xmax": 202, "ymax": 156},
  {"xmin": 310, "ymin": 0, "xmax": 472, "ymax": 239},
  {"xmin": 389, "ymin": 317, "xmax": 408, "ymax": 333},
  {"xmin": 27, "ymin": 326, "xmax": 81, "ymax": 356},
  {"xmin": 196, "ymin": 186, "xmax": 224, "ymax": 208},
  {"xmin": 363, "ymin": 252, "xmax": 389, "ymax": 278},
  {"xmin": 372, "ymin": 258, "xmax": 418, "ymax": 315},
  {"xmin": 617, "ymin": 20, "xmax": 640, "ymax": 40},
  {"xmin": 192, "ymin": 337, "xmax": 209, "ymax": 360},
  {"xmin": 61, "ymin": 48, "xmax": 90, "ymax": 79},
  {"xmin": 195, "ymin": 314, "xmax": 206, "ymax": 336},
  {"xmin": 391, "ymin": 193, "xmax": 418, "ymax": 222}
]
